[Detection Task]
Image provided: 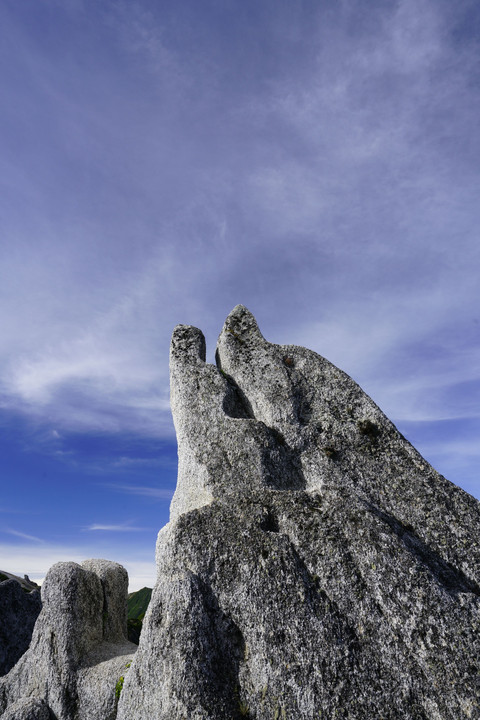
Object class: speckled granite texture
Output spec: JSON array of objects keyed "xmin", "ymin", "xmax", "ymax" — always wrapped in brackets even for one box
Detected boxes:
[{"xmin": 118, "ymin": 306, "xmax": 480, "ymax": 720}]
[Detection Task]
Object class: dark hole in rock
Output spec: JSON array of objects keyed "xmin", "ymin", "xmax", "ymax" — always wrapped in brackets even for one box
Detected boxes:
[
  {"xmin": 260, "ymin": 509, "xmax": 279, "ymax": 533},
  {"xmin": 268, "ymin": 427, "xmax": 286, "ymax": 446},
  {"xmin": 357, "ymin": 419, "xmax": 380, "ymax": 438}
]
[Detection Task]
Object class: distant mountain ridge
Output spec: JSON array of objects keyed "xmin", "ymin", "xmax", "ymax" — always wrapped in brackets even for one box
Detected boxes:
[
  {"xmin": 0, "ymin": 571, "xmax": 39, "ymax": 593},
  {"xmin": 127, "ymin": 587, "xmax": 152, "ymax": 620},
  {"xmin": 126, "ymin": 587, "xmax": 152, "ymax": 645}
]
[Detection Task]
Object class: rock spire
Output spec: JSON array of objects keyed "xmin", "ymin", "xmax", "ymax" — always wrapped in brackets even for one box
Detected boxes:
[{"xmin": 117, "ymin": 305, "xmax": 480, "ymax": 720}]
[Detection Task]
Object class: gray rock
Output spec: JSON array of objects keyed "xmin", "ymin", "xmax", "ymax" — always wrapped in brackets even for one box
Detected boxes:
[
  {"xmin": 118, "ymin": 305, "xmax": 480, "ymax": 720},
  {"xmin": 0, "ymin": 579, "xmax": 41, "ymax": 676},
  {"xmin": 81, "ymin": 559, "xmax": 129, "ymax": 643},
  {"xmin": 0, "ymin": 697, "xmax": 52, "ymax": 720},
  {"xmin": 169, "ymin": 320, "xmax": 304, "ymax": 523},
  {"xmin": 0, "ymin": 560, "xmax": 136, "ymax": 720}
]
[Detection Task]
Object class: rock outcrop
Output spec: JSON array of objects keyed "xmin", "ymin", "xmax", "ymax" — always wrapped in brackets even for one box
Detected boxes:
[
  {"xmin": 118, "ymin": 305, "xmax": 480, "ymax": 720},
  {"xmin": 2, "ymin": 305, "xmax": 480, "ymax": 719},
  {"xmin": 0, "ymin": 577, "xmax": 41, "ymax": 677},
  {"xmin": 0, "ymin": 560, "xmax": 136, "ymax": 720}
]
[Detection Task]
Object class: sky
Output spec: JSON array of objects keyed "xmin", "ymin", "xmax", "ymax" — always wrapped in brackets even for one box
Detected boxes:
[{"xmin": 0, "ymin": 0, "xmax": 479, "ymax": 591}]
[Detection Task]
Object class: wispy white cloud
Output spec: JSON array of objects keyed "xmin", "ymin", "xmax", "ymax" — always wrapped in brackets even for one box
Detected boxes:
[
  {"xmin": 2, "ymin": 529, "xmax": 45, "ymax": 543},
  {"xmin": 108, "ymin": 483, "xmax": 174, "ymax": 499},
  {"xmin": 82, "ymin": 522, "xmax": 150, "ymax": 532},
  {"xmin": 0, "ymin": 0, "xmax": 478, "ymax": 515}
]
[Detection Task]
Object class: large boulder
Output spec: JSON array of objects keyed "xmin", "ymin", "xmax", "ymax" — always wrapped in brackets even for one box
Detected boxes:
[
  {"xmin": 0, "ymin": 579, "xmax": 41, "ymax": 677},
  {"xmin": 0, "ymin": 560, "xmax": 136, "ymax": 720},
  {"xmin": 118, "ymin": 305, "xmax": 480, "ymax": 720}
]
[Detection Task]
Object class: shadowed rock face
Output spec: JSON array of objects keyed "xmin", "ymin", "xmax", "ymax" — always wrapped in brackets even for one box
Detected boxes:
[
  {"xmin": 117, "ymin": 306, "xmax": 480, "ymax": 720},
  {"xmin": 0, "ymin": 580, "xmax": 41, "ymax": 677}
]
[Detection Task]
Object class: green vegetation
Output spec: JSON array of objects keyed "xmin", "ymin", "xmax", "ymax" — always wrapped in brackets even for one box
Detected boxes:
[
  {"xmin": 127, "ymin": 618, "xmax": 143, "ymax": 645},
  {"xmin": 127, "ymin": 587, "xmax": 152, "ymax": 620},
  {"xmin": 114, "ymin": 663, "xmax": 132, "ymax": 702},
  {"xmin": 115, "ymin": 676, "xmax": 124, "ymax": 701},
  {"xmin": 127, "ymin": 587, "xmax": 152, "ymax": 645}
]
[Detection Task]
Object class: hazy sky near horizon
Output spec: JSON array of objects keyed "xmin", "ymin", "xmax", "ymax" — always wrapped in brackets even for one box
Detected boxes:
[{"xmin": 1, "ymin": 0, "xmax": 479, "ymax": 590}]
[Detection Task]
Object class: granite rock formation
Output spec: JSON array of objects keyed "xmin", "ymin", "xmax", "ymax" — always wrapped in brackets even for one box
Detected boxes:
[
  {"xmin": 0, "ymin": 560, "xmax": 136, "ymax": 720},
  {"xmin": 2, "ymin": 305, "xmax": 480, "ymax": 719},
  {"xmin": 118, "ymin": 305, "xmax": 480, "ymax": 720},
  {"xmin": 0, "ymin": 578, "xmax": 41, "ymax": 677}
]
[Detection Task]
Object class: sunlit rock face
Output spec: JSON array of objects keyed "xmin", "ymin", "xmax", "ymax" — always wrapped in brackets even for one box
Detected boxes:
[{"xmin": 118, "ymin": 306, "xmax": 480, "ymax": 720}]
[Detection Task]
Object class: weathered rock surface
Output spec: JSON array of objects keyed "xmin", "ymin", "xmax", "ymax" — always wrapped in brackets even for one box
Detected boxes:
[
  {"xmin": 0, "ymin": 578, "xmax": 41, "ymax": 677},
  {"xmin": 0, "ymin": 697, "xmax": 52, "ymax": 720},
  {"xmin": 0, "ymin": 560, "xmax": 136, "ymax": 720},
  {"xmin": 118, "ymin": 305, "xmax": 480, "ymax": 720}
]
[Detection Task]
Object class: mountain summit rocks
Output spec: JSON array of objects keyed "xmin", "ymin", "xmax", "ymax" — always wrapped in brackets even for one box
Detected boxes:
[
  {"xmin": 0, "ymin": 560, "xmax": 136, "ymax": 720},
  {"xmin": 2, "ymin": 305, "xmax": 480, "ymax": 719},
  {"xmin": 117, "ymin": 306, "xmax": 480, "ymax": 720}
]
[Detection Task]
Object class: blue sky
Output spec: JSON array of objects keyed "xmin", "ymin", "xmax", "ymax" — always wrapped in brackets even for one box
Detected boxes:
[{"xmin": 0, "ymin": 0, "xmax": 479, "ymax": 590}]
